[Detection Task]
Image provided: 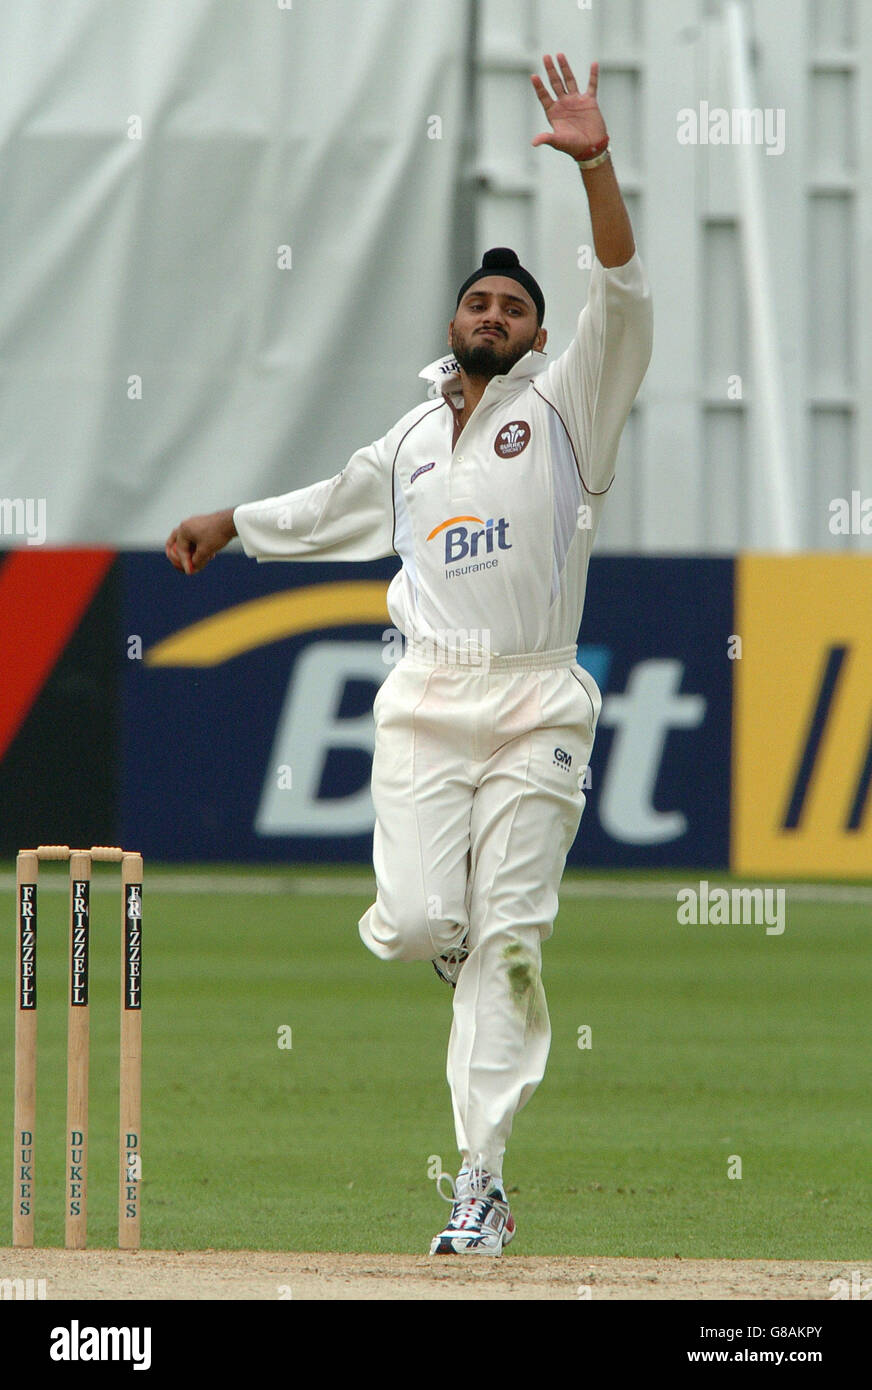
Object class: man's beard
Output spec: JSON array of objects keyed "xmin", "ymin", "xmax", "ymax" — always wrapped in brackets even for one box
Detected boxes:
[{"xmin": 450, "ymin": 328, "xmax": 537, "ymax": 380}]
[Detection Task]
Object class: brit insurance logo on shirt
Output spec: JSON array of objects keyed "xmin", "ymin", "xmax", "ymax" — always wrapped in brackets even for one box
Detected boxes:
[
  {"xmin": 427, "ymin": 514, "xmax": 512, "ymax": 577},
  {"xmin": 494, "ymin": 420, "xmax": 531, "ymax": 458}
]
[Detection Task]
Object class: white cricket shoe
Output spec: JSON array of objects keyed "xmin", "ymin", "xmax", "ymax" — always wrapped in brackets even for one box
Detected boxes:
[
  {"xmin": 429, "ymin": 1162, "xmax": 516, "ymax": 1255},
  {"xmin": 432, "ymin": 935, "xmax": 469, "ymax": 987}
]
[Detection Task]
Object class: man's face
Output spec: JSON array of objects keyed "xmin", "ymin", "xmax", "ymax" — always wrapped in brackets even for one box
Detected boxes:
[{"xmin": 449, "ymin": 276, "xmax": 546, "ymax": 380}]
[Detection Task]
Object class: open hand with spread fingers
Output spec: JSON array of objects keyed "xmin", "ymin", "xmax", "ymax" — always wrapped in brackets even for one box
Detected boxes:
[{"xmin": 530, "ymin": 54, "xmax": 609, "ymax": 163}]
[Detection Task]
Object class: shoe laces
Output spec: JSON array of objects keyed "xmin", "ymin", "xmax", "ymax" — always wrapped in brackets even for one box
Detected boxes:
[
  {"xmin": 437, "ymin": 1153, "xmax": 502, "ymax": 1229},
  {"xmin": 469, "ymin": 1152, "xmax": 486, "ymax": 1191}
]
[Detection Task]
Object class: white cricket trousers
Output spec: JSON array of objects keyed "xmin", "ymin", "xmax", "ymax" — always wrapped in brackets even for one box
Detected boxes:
[{"xmin": 358, "ymin": 643, "xmax": 601, "ymax": 1179}]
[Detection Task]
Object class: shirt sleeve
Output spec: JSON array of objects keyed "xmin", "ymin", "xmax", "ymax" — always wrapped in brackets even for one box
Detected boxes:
[
  {"xmin": 537, "ymin": 250, "xmax": 653, "ymax": 494},
  {"xmin": 232, "ymin": 434, "xmax": 395, "ymax": 563}
]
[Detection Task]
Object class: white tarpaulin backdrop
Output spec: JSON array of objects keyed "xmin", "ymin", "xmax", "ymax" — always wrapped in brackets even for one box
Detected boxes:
[{"xmin": 0, "ymin": 0, "xmax": 469, "ymax": 545}]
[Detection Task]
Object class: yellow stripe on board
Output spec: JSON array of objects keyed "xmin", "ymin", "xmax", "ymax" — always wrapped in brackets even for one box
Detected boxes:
[
  {"xmin": 732, "ymin": 554, "xmax": 872, "ymax": 877},
  {"xmin": 145, "ymin": 580, "xmax": 390, "ymax": 667}
]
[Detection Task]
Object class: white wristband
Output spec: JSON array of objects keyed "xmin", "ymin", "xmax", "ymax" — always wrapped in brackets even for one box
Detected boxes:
[{"xmin": 577, "ymin": 145, "xmax": 611, "ymax": 170}]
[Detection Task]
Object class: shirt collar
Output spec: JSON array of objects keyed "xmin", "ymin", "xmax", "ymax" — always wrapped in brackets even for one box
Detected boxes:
[{"xmin": 417, "ymin": 347, "xmax": 548, "ymax": 399}]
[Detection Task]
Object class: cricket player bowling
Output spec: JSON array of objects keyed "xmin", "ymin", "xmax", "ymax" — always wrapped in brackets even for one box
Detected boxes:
[{"xmin": 167, "ymin": 54, "xmax": 653, "ymax": 1255}]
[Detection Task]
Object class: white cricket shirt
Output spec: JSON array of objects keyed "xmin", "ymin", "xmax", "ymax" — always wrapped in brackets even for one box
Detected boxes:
[{"xmin": 234, "ymin": 251, "xmax": 653, "ymax": 657}]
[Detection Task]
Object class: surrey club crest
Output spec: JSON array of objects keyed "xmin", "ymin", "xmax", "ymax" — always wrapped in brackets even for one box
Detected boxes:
[{"xmin": 494, "ymin": 420, "xmax": 531, "ymax": 457}]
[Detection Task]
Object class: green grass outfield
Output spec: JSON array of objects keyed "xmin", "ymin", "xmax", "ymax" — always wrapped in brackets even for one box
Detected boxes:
[{"xmin": 1, "ymin": 864, "xmax": 870, "ymax": 1259}]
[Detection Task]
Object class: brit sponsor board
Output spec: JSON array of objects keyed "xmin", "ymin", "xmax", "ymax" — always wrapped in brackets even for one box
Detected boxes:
[
  {"xmin": 2, "ymin": 548, "xmax": 869, "ymax": 873},
  {"xmin": 119, "ymin": 551, "xmax": 732, "ymax": 865}
]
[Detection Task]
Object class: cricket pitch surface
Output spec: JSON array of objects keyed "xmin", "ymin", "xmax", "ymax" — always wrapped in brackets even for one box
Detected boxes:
[{"xmin": 2, "ymin": 1249, "xmax": 868, "ymax": 1300}]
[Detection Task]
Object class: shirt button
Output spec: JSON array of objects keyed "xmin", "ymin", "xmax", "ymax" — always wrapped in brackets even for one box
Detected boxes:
[{"xmin": 457, "ymin": 455, "xmax": 464, "ymax": 462}]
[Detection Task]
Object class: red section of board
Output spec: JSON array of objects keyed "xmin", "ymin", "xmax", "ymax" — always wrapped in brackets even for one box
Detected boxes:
[{"xmin": 0, "ymin": 549, "xmax": 116, "ymax": 759}]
